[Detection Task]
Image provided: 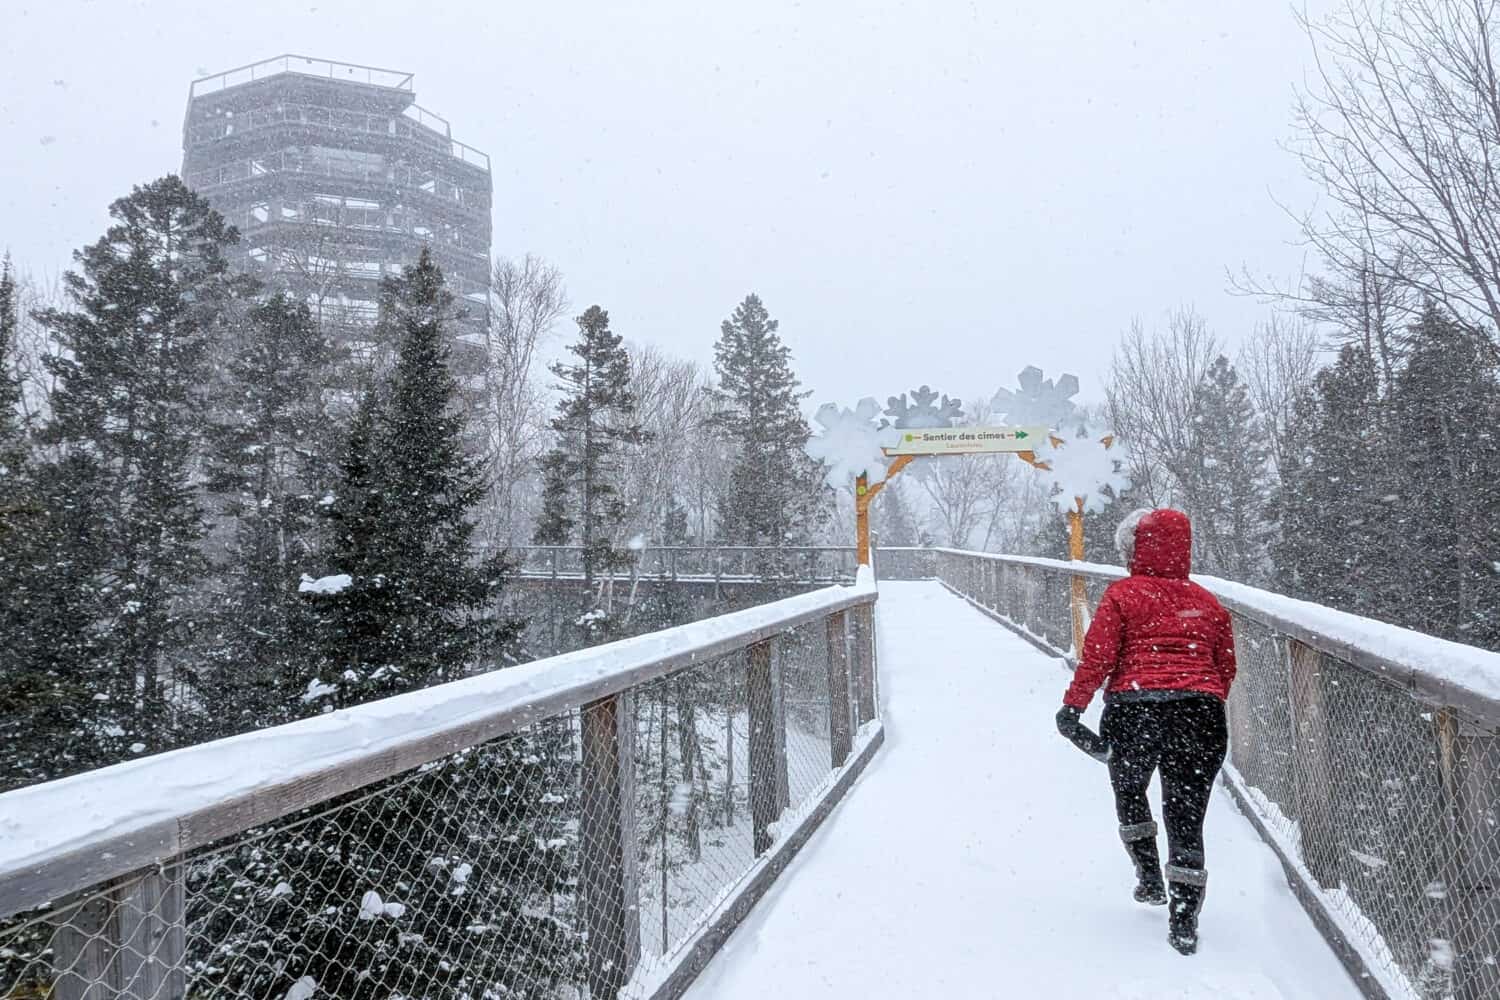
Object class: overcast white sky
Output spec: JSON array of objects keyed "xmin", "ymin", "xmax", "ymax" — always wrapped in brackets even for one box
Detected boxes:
[{"xmin": 2, "ymin": 0, "xmax": 1326, "ymax": 412}]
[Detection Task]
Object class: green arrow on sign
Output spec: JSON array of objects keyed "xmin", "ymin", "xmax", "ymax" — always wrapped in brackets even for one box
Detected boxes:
[{"xmin": 1015, "ymin": 430, "xmax": 1029, "ymax": 440}]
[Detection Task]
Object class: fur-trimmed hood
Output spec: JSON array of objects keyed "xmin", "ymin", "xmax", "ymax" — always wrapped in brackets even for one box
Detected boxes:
[{"xmin": 1116, "ymin": 508, "xmax": 1192, "ymax": 579}]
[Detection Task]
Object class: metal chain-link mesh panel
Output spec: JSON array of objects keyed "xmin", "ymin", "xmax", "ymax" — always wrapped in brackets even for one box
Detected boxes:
[
  {"xmin": 2, "ymin": 592, "xmax": 876, "ymax": 1000},
  {"xmin": 627, "ymin": 621, "xmax": 839, "ymax": 981},
  {"xmin": 1225, "ymin": 616, "xmax": 1296, "ymax": 832},
  {"xmin": 3, "ymin": 723, "xmax": 588, "ymax": 1000},
  {"xmin": 779, "ymin": 621, "xmax": 838, "ymax": 802},
  {"xmin": 1292, "ymin": 649, "xmax": 1455, "ymax": 998},
  {"xmin": 873, "ymin": 548, "xmax": 935, "ymax": 581},
  {"xmin": 631, "ymin": 649, "xmax": 754, "ymax": 970}
]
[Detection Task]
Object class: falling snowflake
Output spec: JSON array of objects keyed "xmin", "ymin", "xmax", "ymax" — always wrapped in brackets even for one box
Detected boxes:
[
  {"xmin": 991, "ymin": 366, "xmax": 1081, "ymax": 431},
  {"xmin": 884, "ymin": 385, "xmax": 964, "ymax": 429}
]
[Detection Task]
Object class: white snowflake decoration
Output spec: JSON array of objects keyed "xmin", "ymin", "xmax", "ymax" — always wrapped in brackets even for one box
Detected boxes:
[
  {"xmin": 991, "ymin": 366, "xmax": 1081, "ymax": 431},
  {"xmin": 885, "ymin": 385, "xmax": 964, "ymax": 428},
  {"xmin": 1039, "ymin": 432, "xmax": 1132, "ymax": 514},
  {"xmin": 806, "ymin": 398, "xmax": 897, "ymax": 488}
]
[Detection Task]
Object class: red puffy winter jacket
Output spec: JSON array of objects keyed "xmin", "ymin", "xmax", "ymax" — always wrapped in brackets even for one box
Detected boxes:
[{"xmin": 1062, "ymin": 508, "xmax": 1237, "ymax": 712}]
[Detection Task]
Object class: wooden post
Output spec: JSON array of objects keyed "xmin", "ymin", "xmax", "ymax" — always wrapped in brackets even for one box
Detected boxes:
[
  {"xmin": 747, "ymin": 640, "xmax": 783, "ymax": 856},
  {"xmin": 1287, "ymin": 639, "xmax": 1339, "ymax": 890},
  {"xmin": 855, "ymin": 473, "xmax": 873, "ymax": 566},
  {"xmin": 853, "ymin": 604, "xmax": 877, "ymax": 726},
  {"xmin": 827, "ymin": 611, "xmax": 853, "ymax": 767},
  {"xmin": 579, "ymin": 693, "xmax": 640, "ymax": 998},
  {"xmin": 855, "ymin": 457, "xmax": 914, "ymax": 567},
  {"xmin": 1067, "ymin": 498, "xmax": 1088, "ymax": 656},
  {"xmin": 53, "ymin": 895, "xmax": 117, "ymax": 1000},
  {"xmin": 117, "ymin": 867, "xmax": 185, "ymax": 1000},
  {"xmin": 52, "ymin": 867, "xmax": 186, "ymax": 1000}
]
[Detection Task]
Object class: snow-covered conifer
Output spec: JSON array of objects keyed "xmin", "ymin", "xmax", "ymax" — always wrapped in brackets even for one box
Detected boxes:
[{"xmin": 709, "ymin": 294, "xmax": 826, "ymax": 556}]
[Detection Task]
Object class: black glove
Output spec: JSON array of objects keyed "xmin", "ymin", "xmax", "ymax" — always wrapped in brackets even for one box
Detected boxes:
[{"xmin": 1056, "ymin": 706, "xmax": 1112, "ymax": 763}]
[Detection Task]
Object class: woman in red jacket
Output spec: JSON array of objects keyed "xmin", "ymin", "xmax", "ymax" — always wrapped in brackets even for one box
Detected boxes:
[{"xmin": 1054, "ymin": 508, "xmax": 1236, "ymax": 956}]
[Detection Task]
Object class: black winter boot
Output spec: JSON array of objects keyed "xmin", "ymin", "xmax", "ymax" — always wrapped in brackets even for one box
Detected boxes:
[
  {"xmin": 1165, "ymin": 863, "xmax": 1207, "ymax": 955},
  {"xmin": 1120, "ymin": 822, "xmax": 1167, "ymax": 905}
]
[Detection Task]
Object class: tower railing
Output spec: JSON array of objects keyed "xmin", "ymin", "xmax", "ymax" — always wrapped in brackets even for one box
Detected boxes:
[
  {"xmin": 189, "ymin": 55, "xmax": 416, "ymax": 99},
  {"xmin": 931, "ymin": 548, "xmax": 1500, "ymax": 1000},
  {"xmin": 0, "ymin": 576, "xmax": 881, "ymax": 999}
]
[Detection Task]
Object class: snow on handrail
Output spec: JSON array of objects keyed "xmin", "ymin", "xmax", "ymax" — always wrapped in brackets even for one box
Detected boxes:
[
  {"xmin": 933, "ymin": 547, "xmax": 1500, "ymax": 724},
  {"xmin": 0, "ymin": 577, "xmax": 876, "ymax": 920}
]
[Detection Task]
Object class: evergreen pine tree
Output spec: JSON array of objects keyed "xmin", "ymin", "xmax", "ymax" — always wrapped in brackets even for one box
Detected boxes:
[
  {"xmin": 1, "ymin": 253, "xmax": 112, "ymax": 790},
  {"xmin": 532, "ymin": 450, "xmax": 574, "ymax": 546},
  {"xmin": 662, "ymin": 501, "xmax": 691, "ymax": 546},
  {"xmin": 203, "ymin": 293, "xmax": 337, "ymax": 730},
  {"xmin": 535, "ymin": 305, "xmax": 646, "ymax": 587},
  {"xmin": 0, "ymin": 453, "xmax": 115, "ymax": 789},
  {"xmin": 1273, "ymin": 346, "xmax": 1401, "ymax": 613},
  {"xmin": 1386, "ymin": 305, "xmax": 1500, "ymax": 648},
  {"xmin": 1189, "ymin": 356, "xmax": 1274, "ymax": 583},
  {"xmin": 196, "ymin": 253, "xmax": 573, "ymax": 1000},
  {"xmin": 35, "ymin": 175, "xmax": 242, "ymax": 754},
  {"xmin": 874, "ymin": 479, "xmax": 919, "ymax": 548},
  {"xmin": 314, "ymin": 389, "xmax": 388, "ymax": 690},
  {"xmin": 708, "ymin": 294, "xmax": 826, "ymax": 556},
  {"xmin": 315, "ymin": 250, "xmax": 515, "ymax": 704}
]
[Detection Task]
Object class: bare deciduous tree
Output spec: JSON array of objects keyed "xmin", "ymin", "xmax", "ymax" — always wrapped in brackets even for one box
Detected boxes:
[
  {"xmin": 479, "ymin": 255, "xmax": 567, "ymax": 551},
  {"xmin": 1283, "ymin": 0, "xmax": 1500, "ymax": 359},
  {"xmin": 618, "ymin": 343, "xmax": 713, "ymax": 546},
  {"xmin": 7, "ymin": 268, "xmax": 65, "ymax": 430},
  {"xmin": 1105, "ymin": 308, "xmax": 1222, "ymax": 516},
  {"xmin": 916, "ymin": 401, "xmax": 1035, "ymax": 550},
  {"xmin": 1238, "ymin": 313, "xmax": 1323, "ymax": 477}
]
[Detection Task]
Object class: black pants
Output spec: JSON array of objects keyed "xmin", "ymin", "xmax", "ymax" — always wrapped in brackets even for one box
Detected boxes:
[{"xmin": 1101, "ymin": 696, "xmax": 1228, "ymax": 873}]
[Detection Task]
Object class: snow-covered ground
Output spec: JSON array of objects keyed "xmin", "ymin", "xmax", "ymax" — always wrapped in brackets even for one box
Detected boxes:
[{"xmin": 683, "ymin": 581, "xmax": 1363, "ymax": 1000}]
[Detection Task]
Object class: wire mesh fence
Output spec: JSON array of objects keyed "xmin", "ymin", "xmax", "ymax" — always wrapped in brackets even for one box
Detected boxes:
[
  {"xmin": 0, "ymin": 587, "xmax": 879, "ymax": 1000},
  {"xmin": 935, "ymin": 549, "xmax": 1500, "ymax": 1000},
  {"xmin": 2, "ymin": 723, "xmax": 586, "ymax": 1000},
  {"xmin": 868, "ymin": 547, "xmax": 934, "ymax": 581}
]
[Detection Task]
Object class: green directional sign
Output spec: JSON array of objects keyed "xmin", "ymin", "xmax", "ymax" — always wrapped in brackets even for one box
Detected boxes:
[{"xmin": 884, "ymin": 426, "xmax": 1049, "ymax": 456}]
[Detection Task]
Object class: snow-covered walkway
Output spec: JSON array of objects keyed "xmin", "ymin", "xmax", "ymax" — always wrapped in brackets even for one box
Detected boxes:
[{"xmin": 683, "ymin": 582, "xmax": 1363, "ymax": 1000}]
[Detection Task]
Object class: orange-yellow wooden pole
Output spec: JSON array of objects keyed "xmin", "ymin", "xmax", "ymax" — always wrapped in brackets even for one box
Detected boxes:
[
  {"xmin": 855, "ymin": 456, "xmax": 915, "ymax": 566},
  {"xmin": 855, "ymin": 472, "xmax": 873, "ymax": 566},
  {"xmin": 1068, "ymin": 496, "xmax": 1087, "ymax": 656}
]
